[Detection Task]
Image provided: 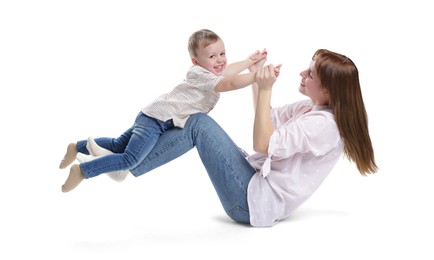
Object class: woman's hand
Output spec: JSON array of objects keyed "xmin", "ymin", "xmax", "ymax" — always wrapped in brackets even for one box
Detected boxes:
[{"xmin": 256, "ymin": 64, "xmax": 282, "ymax": 90}]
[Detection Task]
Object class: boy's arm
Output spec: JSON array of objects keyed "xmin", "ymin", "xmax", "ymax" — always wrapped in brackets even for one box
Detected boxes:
[
  {"xmin": 223, "ymin": 49, "xmax": 267, "ymax": 76},
  {"xmin": 214, "ymin": 72, "xmax": 256, "ymax": 92}
]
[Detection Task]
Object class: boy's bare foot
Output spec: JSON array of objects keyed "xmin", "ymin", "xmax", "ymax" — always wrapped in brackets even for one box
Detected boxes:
[
  {"xmin": 59, "ymin": 143, "xmax": 77, "ymax": 169},
  {"xmin": 61, "ymin": 164, "xmax": 84, "ymax": 192}
]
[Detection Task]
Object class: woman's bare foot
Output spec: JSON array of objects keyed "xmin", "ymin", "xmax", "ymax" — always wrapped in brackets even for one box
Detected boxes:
[
  {"xmin": 59, "ymin": 143, "xmax": 77, "ymax": 169},
  {"xmin": 61, "ymin": 164, "xmax": 84, "ymax": 192}
]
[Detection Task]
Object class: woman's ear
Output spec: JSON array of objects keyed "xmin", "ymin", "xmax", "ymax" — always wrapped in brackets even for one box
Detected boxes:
[{"xmin": 321, "ymin": 87, "xmax": 328, "ymax": 96}]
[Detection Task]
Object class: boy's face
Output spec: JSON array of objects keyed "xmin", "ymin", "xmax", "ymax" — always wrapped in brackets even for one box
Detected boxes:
[{"xmin": 192, "ymin": 39, "xmax": 227, "ymax": 76}]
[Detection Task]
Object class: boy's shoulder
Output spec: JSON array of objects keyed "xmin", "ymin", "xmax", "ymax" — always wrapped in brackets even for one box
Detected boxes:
[{"xmin": 189, "ymin": 65, "xmax": 211, "ymax": 74}]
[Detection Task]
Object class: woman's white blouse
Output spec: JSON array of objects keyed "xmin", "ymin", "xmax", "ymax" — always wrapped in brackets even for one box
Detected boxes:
[{"xmin": 247, "ymin": 100, "xmax": 344, "ymax": 227}]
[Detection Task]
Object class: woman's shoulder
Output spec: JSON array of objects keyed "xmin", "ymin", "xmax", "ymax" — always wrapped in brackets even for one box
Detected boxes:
[
  {"xmin": 288, "ymin": 99, "xmax": 312, "ymax": 107},
  {"xmin": 300, "ymin": 109, "xmax": 340, "ymax": 139}
]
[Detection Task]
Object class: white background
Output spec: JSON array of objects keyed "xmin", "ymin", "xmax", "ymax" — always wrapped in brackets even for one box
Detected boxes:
[{"xmin": 1, "ymin": 0, "xmax": 433, "ymax": 259}]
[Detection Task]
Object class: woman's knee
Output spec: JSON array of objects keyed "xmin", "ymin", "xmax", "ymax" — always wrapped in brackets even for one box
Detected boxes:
[
  {"xmin": 187, "ymin": 113, "xmax": 221, "ymax": 133},
  {"xmin": 188, "ymin": 113, "xmax": 214, "ymax": 125}
]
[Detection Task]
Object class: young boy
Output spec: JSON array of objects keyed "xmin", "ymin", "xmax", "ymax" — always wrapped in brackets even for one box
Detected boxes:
[{"xmin": 59, "ymin": 29, "xmax": 267, "ymax": 192}]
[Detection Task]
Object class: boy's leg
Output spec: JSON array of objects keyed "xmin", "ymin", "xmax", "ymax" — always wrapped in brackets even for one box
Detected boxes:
[
  {"xmin": 79, "ymin": 114, "xmax": 170, "ymax": 178},
  {"xmin": 86, "ymin": 137, "xmax": 130, "ymax": 182}
]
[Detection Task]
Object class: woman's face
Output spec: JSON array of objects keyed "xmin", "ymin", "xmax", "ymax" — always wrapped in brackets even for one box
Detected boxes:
[{"xmin": 299, "ymin": 59, "xmax": 329, "ymax": 106}]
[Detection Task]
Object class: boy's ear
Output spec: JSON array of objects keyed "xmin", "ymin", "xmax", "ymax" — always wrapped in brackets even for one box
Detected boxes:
[{"xmin": 191, "ymin": 57, "xmax": 198, "ymax": 65}]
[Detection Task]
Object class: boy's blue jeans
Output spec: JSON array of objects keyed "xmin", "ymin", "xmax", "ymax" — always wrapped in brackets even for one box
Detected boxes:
[{"xmin": 76, "ymin": 112, "xmax": 174, "ymax": 178}]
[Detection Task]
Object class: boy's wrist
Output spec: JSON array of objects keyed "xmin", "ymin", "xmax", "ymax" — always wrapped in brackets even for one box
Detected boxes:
[{"xmin": 248, "ymin": 56, "xmax": 260, "ymax": 67}]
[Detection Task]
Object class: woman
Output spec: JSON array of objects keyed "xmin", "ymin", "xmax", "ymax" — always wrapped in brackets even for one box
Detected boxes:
[{"xmin": 94, "ymin": 49, "xmax": 378, "ymax": 227}]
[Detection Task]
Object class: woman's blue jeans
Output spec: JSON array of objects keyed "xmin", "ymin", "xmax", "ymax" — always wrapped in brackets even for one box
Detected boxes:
[{"xmin": 130, "ymin": 113, "xmax": 256, "ymax": 224}]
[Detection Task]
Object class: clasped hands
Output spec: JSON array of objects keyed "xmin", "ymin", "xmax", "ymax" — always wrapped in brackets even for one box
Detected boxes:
[{"xmin": 248, "ymin": 48, "xmax": 281, "ymax": 90}]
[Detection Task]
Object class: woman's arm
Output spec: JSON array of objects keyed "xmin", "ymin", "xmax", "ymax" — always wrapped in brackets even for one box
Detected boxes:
[{"xmin": 253, "ymin": 64, "xmax": 281, "ymax": 153}]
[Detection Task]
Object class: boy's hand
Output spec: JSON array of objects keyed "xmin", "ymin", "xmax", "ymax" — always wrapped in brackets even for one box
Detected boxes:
[
  {"xmin": 249, "ymin": 48, "xmax": 267, "ymax": 62},
  {"xmin": 249, "ymin": 48, "xmax": 268, "ymax": 72}
]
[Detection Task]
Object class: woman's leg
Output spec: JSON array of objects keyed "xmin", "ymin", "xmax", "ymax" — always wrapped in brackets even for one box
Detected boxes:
[
  {"xmin": 190, "ymin": 114, "xmax": 256, "ymax": 224},
  {"xmin": 131, "ymin": 113, "xmax": 256, "ymax": 224}
]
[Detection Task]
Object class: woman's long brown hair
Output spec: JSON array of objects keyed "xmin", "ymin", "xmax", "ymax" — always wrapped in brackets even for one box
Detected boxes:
[{"xmin": 313, "ymin": 49, "xmax": 377, "ymax": 175}]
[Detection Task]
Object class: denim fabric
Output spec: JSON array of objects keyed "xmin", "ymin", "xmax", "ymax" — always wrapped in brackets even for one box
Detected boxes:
[
  {"xmin": 130, "ymin": 113, "xmax": 256, "ymax": 224},
  {"xmin": 77, "ymin": 112, "xmax": 174, "ymax": 178}
]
